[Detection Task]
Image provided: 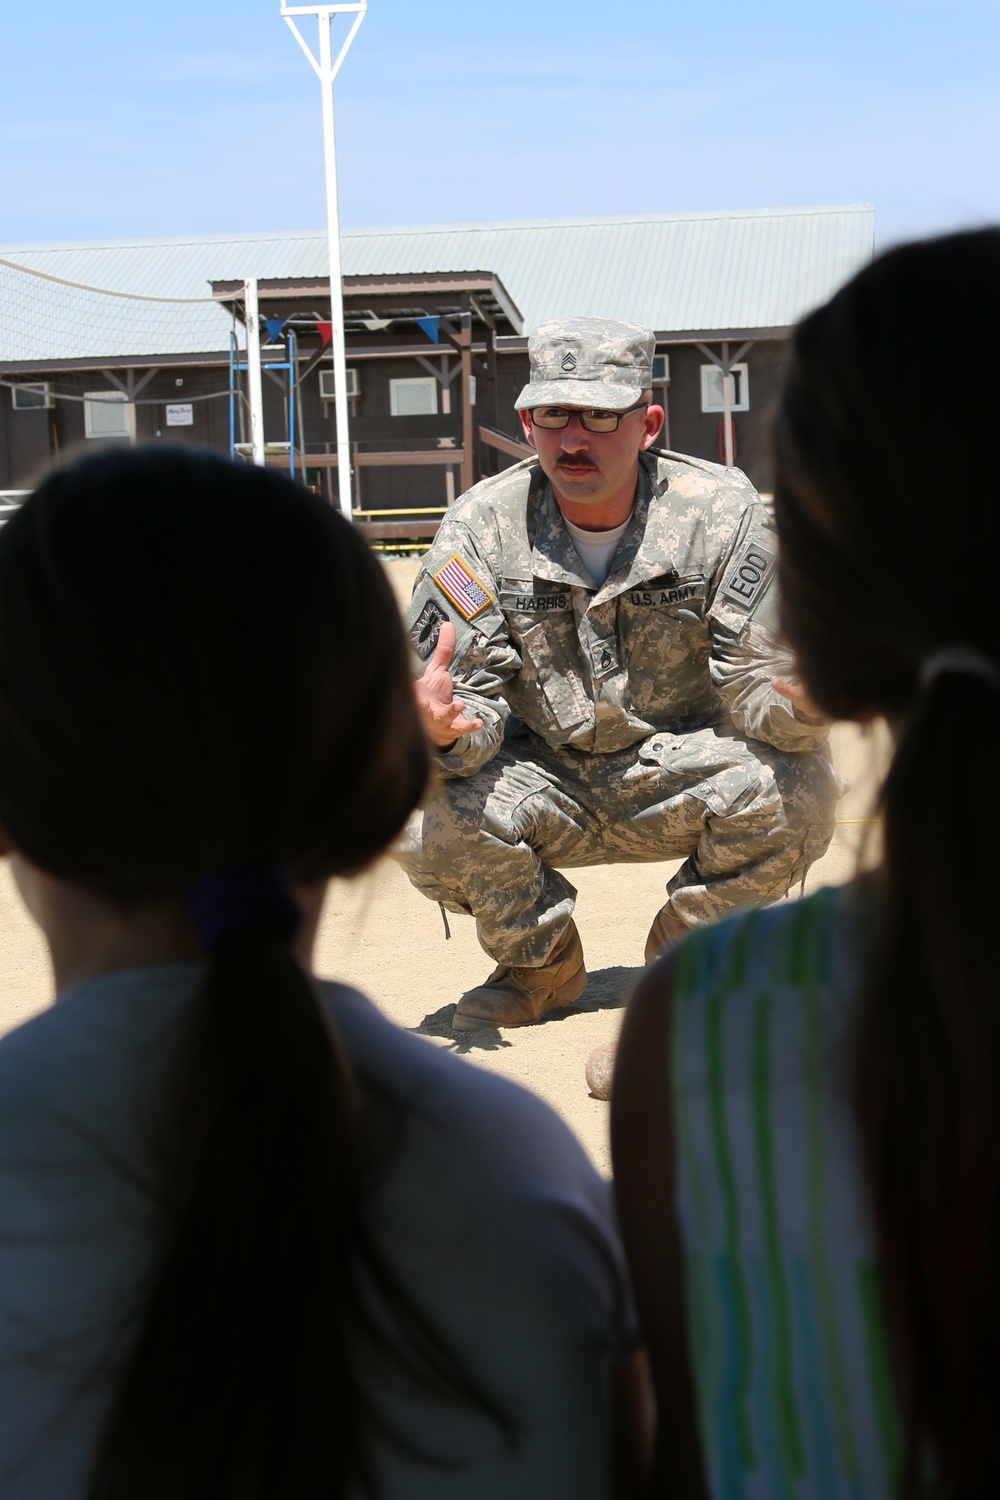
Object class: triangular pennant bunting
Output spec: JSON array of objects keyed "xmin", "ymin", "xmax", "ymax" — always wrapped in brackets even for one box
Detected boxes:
[
  {"xmin": 362, "ymin": 317, "xmax": 393, "ymax": 332},
  {"xmin": 315, "ymin": 321, "xmax": 333, "ymax": 347},
  {"xmin": 264, "ymin": 317, "xmax": 287, "ymax": 342},
  {"xmin": 416, "ymin": 316, "xmax": 440, "ymax": 344}
]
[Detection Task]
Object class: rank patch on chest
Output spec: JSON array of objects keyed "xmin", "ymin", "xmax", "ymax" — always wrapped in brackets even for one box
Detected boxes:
[
  {"xmin": 433, "ymin": 555, "xmax": 494, "ymax": 621},
  {"xmin": 720, "ymin": 540, "xmax": 776, "ymax": 612},
  {"xmin": 410, "ymin": 598, "xmax": 449, "ymax": 660}
]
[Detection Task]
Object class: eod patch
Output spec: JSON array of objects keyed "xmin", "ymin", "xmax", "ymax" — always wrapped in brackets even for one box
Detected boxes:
[
  {"xmin": 720, "ymin": 539, "xmax": 776, "ymax": 613},
  {"xmin": 410, "ymin": 598, "xmax": 449, "ymax": 660}
]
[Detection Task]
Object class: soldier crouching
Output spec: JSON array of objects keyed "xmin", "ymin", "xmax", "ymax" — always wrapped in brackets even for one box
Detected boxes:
[{"xmin": 396, "ymin": 317, "xmax": 841, "ymax": 1041}]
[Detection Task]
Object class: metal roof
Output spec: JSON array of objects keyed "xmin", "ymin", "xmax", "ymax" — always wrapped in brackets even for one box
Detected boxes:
[{"xmin": 0, "ymin": 205, "xmax": 874, "ymax": 367}]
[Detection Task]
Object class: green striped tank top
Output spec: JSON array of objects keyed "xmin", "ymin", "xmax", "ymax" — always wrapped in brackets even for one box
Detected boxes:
[{"xmin": 673, "ymin": 883, "xmax": 900, "ymax": 1499}]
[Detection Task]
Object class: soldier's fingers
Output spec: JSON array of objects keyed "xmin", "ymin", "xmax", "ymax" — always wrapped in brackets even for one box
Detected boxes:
[
  {"xmin": 428, "ymin": 621, "xmax": 457, "ymax": 673},
  {"xmin": 450, "ymin": 713, "xmax": 485, "ymax": 735},
  {"xmin": 449, "ymin": 698, "xmax": 476, "ymax": 725},
  {"xmin": 771, "ymin": 676, "xmax": 800, "ymax": 701}
]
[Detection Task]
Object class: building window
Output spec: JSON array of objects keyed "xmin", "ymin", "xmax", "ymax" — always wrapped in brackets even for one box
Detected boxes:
[
  {"xmin": 390, "ymin": 376, "xmax": 438, "ymax": 416},
  {"xmin": 318, "ymin": 368, "xmax": 361, "ymax": 401},
  {"xmin": 11, "ymin": 382, "xmax": 53, "ymax": 410},
  {"xmin": 84, "ymin": 390, "xmax": 133, "ymax": 439},
  {"xmin": 700, "ymin": 363, "xmax": 749, "ymax": 413}
]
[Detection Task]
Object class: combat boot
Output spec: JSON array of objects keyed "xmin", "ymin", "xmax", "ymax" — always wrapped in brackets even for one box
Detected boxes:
[
  {"xmin": 453, "ymin": 922, "xmax": 586, "ymax": 1032},
  {"xmin": 643, "ymin": 903, "xmax": 691, "ymax": 965}
]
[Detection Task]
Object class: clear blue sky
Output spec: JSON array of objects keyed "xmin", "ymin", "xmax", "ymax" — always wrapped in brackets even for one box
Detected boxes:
[{"xmin": 1, "ymin": 0, "xmax": 996, "ymax": 247}]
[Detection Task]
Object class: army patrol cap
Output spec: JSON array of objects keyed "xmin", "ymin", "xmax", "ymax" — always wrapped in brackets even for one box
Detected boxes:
[{"xmin": 514, "ymin": 317, "xmax": 655, "ymax": 413}]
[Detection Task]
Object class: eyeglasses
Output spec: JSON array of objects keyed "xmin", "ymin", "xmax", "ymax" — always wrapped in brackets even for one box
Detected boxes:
[{"xmin": 529, "ymin": 400, "xmax": 648, "ymax": 433}]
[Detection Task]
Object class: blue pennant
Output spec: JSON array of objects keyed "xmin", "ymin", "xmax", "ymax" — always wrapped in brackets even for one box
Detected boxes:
[
  {"xmin": 416, "ymin": 315, "xmax": 440, "ymax": 344},
  {"xmin": 264, "ymin": 317, "xmax": 287, "ymax": 342}
]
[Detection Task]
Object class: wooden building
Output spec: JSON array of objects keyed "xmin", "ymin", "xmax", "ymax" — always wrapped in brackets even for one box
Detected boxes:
[{"xmin": 0, "ymin": 206, "xmax": 875, "ymax": 531}]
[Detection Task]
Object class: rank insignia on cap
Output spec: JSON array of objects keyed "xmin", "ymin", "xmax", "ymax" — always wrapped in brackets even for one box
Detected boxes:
[
  {"xmin": 560, "ymin": 351, "xmax": 578, "ymax": 372},
  {"xmin": 433, "ymin": 555, "xmax": 494, "ymax": 621}
]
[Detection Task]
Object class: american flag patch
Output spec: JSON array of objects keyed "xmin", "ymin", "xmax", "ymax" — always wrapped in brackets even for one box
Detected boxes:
[{"xmin": 432, "ymin": 555, "xmax": 494, "ymax": 621}]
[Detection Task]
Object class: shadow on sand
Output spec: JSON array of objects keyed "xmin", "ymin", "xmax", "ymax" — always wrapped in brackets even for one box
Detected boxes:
[{"xmin": 410, "ymin": 964, "xmax": 642, "ymax": 1053}]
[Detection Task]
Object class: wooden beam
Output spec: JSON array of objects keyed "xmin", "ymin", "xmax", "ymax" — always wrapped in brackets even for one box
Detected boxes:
[
  {"xmin": 494, "ymin": 326, "xmax": 792, "ymax": 352},
  {"xmin": 479, "ymin": 424, "xmax": 534, "ymax": 460},
  {"xmin": 343, "ymin": 343, "xmax": 486, "ymax": 360},
  {"xmin": 0, "ymin": 351, "xmax": 231, "ymax": 375},
  {"xmin": 353, "ymin": 518, "xmax": 443, "ymax": 540},
  {"xmin": 348, "ymin": 414, "xmax": 460, "ymax": 442},
  {"xmin": 468, "ymin": 291, "xmax": 494, "ymax": 330},
  {"xmin": 354, "ymin": 507, "xmax": 446, "ymax": 518},
  {"xmin": 272, "ymin": 449, "xmax": 464, "ymax": 468}
]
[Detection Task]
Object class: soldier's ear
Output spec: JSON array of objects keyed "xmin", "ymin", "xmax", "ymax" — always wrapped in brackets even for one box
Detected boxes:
[
  {"xmin": 518, "ymin": 410, "xmax": 537, "ymax": 448},
  {"xmin": 640, "ymin": 403, "xmax": 665, "ymax": 449}
]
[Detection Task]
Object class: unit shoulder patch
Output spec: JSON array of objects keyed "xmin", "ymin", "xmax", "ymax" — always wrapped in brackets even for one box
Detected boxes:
[
  {"xmin": 410, "ymin": 597, "xmax": 449, "ymax": 660},
  {"xmin": 432, "ymin": 554, "xmax": 494, "ymax": 621},
  {"xmin": 720, "ymin": 540, "xmax": 776, "ymax": 613}
]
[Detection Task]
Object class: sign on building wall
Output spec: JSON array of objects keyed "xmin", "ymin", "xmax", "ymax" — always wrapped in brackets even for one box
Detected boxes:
[{"xmin": 165, "ymin": 404, "xmax": 194, "ymax": 427}]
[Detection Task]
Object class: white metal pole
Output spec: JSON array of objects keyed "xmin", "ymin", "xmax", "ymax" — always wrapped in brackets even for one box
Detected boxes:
[
  {"xmin": 281, "ymin": 3, "xmax": 366, "ymax": 520},
  {"xmin": 245, "ymin": 278, "xmax": 266, "ymax": 466},
  {"xmin": 318, "ymin": 15, "xmax": 352, "ymax": 519}
]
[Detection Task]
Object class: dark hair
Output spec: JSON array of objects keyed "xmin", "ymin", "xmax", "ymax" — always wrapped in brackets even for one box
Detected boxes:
[
  {"xmin": 0, "ymin": 446, "xmax": 464, "ymax": 1497},
  {"xmin": 774, "ymin": 228, "xmax": 1000, "ymax": 1497}
]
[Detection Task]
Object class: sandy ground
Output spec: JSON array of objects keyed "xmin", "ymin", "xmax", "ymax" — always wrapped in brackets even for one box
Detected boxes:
[{"xmin": 0, "ymin": 558, "xmax": 891, "ymax": 1175}]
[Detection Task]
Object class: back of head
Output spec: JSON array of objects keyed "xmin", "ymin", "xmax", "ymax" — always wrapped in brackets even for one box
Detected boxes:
[
  {"xmin": 774, "ymin": 226, "xmax": 1000, "ymax": 718},
  {"xmin": 0, "ymin": 444, "xmax": 425, "ymax": 891},
  {"xmin": 0, "ymin": 447, "xmax": 432, "ymax": 1500},
  {"xmin": 775, "ymin": 229, "xmax": 1000, "ymax": 1496}
]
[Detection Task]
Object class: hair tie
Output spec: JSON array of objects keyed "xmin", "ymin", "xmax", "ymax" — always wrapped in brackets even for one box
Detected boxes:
[
  {"xmin": 919, "ymin": 646, "xmax": 1000, "ymax": 692},
  {"xmin": 184, "ymin": 868, "xmax": 301, "ymax": 951}
]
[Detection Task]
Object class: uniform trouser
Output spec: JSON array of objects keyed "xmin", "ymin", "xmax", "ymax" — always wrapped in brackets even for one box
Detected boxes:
[{"xmin": 393, "ymin": 723, "xmax": 841, "ymax": 968}]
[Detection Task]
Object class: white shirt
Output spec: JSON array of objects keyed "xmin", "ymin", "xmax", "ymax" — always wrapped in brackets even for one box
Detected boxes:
[
  {"xmin": 0, "ymin": 965, "xmax": 634, "ymax": 1498},
  {"xmin": 563, "ymin": 513, "xmax": 633, "ymax": 587}
]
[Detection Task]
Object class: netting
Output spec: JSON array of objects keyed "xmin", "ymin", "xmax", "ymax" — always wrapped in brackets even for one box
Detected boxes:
[{"xmin": 0, "ymin": 256, "xmax": 242, "ymax": 409}]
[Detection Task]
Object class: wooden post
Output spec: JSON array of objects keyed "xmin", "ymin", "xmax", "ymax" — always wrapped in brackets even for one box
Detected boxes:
[
  {"xmin": 721, "ymin": 341, "xmax": 734, "ymax": 468},
  {"xmin": 440, "ymin": 355, "xmax": 456, "ymax": 506},
  {"xmin": 484, "ymin": 314, "xmax": 500, "ymax": 471}
]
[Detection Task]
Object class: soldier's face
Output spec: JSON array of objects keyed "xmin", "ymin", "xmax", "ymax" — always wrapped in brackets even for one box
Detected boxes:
[{"xmin": 519, "ymin": 400, "xmax": 664, "ymax": 512}]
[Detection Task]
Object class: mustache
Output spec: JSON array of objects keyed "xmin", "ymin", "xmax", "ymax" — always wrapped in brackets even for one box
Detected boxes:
[{"xmin": 557, "ymin": 452, "xmax": 599, "ymax": 469}]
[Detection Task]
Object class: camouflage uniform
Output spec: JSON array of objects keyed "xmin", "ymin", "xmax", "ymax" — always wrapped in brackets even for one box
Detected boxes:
[{"xmin": 398, "ymin": 447, "xmax": 839, "ymax": 969}]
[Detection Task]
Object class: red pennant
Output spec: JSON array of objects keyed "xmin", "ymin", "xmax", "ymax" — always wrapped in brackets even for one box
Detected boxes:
[{"xmin": 315, "ymin": 321, "xmax": 333, "ymax": 348}]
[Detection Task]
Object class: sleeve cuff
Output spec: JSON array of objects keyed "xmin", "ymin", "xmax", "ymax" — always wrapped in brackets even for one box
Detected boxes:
[{"xmin": 435, "ymin": 733, "xmax": 474, "ymax": 773}]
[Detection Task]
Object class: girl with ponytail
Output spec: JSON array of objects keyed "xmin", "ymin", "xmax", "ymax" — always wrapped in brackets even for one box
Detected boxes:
[
  {"xmin": 0, "ymin": 447, "xmax": 638, "ymax": 1499},
  {"xmin": 612, "ymin": 228, "xmax": 1000, "ymax": 1498}
]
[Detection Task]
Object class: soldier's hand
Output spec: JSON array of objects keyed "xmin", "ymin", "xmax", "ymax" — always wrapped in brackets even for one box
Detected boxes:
[
  {"xmin": 772, "ymin": 674, "xmax": 824, "ymax": 721},
  {"xmin": 414, "ymin": 622, "xmax": 485, "ymax": 749}
]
